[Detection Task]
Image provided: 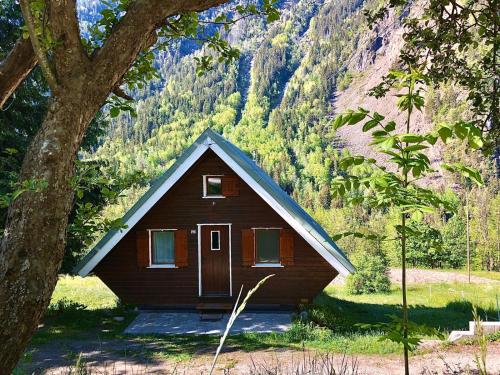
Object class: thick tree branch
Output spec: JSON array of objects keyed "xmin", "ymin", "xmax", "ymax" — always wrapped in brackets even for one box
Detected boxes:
[
  {"xmin": 0, "ymin": 37, "xmax": 133, "ymax": 108},
  {"xmin": 1, "ymin": 1, "xmax": 230, "ymax": 109},
  {"xmin": 47, "ymin": 0, "xmax": 89, "ymax": 82},
  {"xmin": 0, "ymin": 37, "xmax": 37, "ymax": 109},
  {"xmin": 19, "ymin": 0, "xmax": 58, "ymax": 91},
  {"xmin": 93, "ymin": 0, "xmax": 229, "ymax": 98},
  {"xmin": 113, "ymin": 86, "xmax": 133, "ymax": 101}
]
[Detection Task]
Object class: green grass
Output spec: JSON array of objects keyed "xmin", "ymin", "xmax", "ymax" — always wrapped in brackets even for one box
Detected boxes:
[
  {"xmin": 316, "ymin": 282, "xmax": 500, "ymax": 332},
  {"xmin": 31, "ymin": 276, "xmax": 135, "ymax": 346},
  {"xmin": 27, "ymin": 274, "xmax": 500, "ymax": 363},
  {"xmin": 50, "ymin": 275, "xmax": 119, "ymax": 309}
]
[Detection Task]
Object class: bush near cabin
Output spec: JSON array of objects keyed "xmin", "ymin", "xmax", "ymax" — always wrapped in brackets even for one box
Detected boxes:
[{"xmin": 346, "ymin": 253, "xmax": 391, "ymax": 295}]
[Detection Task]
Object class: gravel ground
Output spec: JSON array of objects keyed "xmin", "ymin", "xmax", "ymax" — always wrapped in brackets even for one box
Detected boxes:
[{"xmin": 26, "ymin": 342, "xmax": 500, "ymax": 374}]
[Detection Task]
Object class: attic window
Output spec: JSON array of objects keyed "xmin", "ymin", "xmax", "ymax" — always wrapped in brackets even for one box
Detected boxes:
[{"xmin": 203, "ymin": 175, "xmax": 224, "ymax": 197}]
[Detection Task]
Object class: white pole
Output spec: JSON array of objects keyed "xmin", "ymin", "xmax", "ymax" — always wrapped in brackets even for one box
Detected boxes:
[{"xmin": 466, "ymin": 189, "xmax": 470, "ymax": 284}]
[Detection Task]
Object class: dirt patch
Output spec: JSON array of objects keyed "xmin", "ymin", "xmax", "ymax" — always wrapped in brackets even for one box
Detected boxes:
[
  {"xmin": 21, "ymin": 341, "xmax": 500, "ymax": 374},
  {"xmin": 332, "ymin": 268, "xmax": 500, "ymax": 286}
]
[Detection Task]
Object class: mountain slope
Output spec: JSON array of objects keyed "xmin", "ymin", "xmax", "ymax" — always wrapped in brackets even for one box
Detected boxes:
[
  {"xmin": 86, "ymin": 0, "xmax": 435, "ymax": 211},
  {"xmin": 333, "ymin": 4, "xmax": 443, "ymax": 182}
]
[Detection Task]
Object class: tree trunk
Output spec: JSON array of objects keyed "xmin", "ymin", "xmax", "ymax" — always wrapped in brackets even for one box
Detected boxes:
[
  {"xmin": 0, "ymin": 2, "xmax": 232, "ymax": 371},
  {"xmin": 0, "ymin": 87, "xmax": 102, "ymax": 372}
]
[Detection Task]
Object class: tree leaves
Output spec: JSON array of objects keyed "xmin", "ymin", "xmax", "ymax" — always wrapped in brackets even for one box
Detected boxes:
[
  {"xmin": 332, "ymin": 108, "xmax": 369, "ymax": 130},
  {"xmin": 332, "ymin": 231, "xmax": 383, "ymax": 241},
  {"xmin": 0, "ymin": 178, "xmax": 48, "ymax": 208},
  {"xmin": 85, "ymin": 0, "xmax": 282, "ymax": 118},
  {"xmin": 338, "ymin": 155, "xmax": 368, "ymax": 169},
  {"xmin": 399, "ymin": 134, "xmax": 425, "ymax": 143},
  {"xmin": 68, "ymin": 160, "xmax": 146, "ymax": 248},
  {"xmin": 436, "ymin": 122, "xmax": 484, "ymax": 149},
  {"xmin": 358, "ymin": 314, "xmax": 444, "ymax": 352},
  {"xmin": 442, "ymin": 163, "xmax": 484, "ymax": 186}
]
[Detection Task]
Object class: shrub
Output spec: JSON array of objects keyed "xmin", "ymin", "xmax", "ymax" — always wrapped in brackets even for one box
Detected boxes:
[
  {"xmin": 306, "ymin": 305, "xmax": 354, "ymax": 333},
  {"xmin": 46, "ymin": 298, "xmax": 86, "ymax": 316},
  {"xmin": 345, "ymin": 253, "xmax": 391, "ymax": 295}
]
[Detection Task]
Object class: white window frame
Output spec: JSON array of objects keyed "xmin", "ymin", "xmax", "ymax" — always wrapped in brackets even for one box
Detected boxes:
[
  {"xmin": 148, "ymin": 229, "xmax": 178, "ymax": 269},
  {"xmin": 202, "ymin": 174, "xmax": 225, "ymax": 198},
  {"xmin": 252, "ymin": 227, "xmax": 283, "ymax": 268},
  {"xmin": 210, "ymin": 230, "xmax": 221, "ymax": 250}
]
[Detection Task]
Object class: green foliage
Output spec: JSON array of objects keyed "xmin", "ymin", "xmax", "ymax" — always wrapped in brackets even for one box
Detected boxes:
[
  {"xmin": 0, "ymin": 2, "xmax": 146, "ymax": 272},
  {"xmin": 0, "ymin": 0, "xmax": 49, "ymax": 222},
  {"xmin": 357, "ymin": 314, "xmax": 443, "ymax": 351},
  {"xmin": 0, "ymin": 178, "xmax": 48, "ymax": 208},
  {"xmin": 332, "ymin": 69, "xmax": 483, "ymax": 216},
  {"xmin": 345, "ymin": 253, "xmax": 391, "ymax": 295},
  {"xmin": 63, "ymin": 160, "xmax": 146, "ymax": 272},
  {"xmin": 405, "ymin": 221, "xmax": 443, "ymax": 268},
  {"xmin": 366, "ymin": 0, "xmax": 499, "ymax": 145},
  {"xmin": 331, "ymin": 66, "xmax": 485, "ymax": 373}
]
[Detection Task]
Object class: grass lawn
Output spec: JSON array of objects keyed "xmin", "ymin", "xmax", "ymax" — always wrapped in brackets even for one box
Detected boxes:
[
  {"xmin": 26, "ymin": 274, "xmax": 500, "ymax": 364},
  {"xmin": 31, "ymin": 276, "xmax": 134, "ymax": 346}
]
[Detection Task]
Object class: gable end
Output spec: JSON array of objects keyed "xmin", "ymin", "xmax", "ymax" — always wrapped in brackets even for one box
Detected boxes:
[{"xmin": 75, "ymin": 129, "xmax": 354, "ymax": 276}]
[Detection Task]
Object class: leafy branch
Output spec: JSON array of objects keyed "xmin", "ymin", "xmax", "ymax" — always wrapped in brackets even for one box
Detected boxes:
[
  {"xmin": 331, "ymin": 67, "xmax": 484, "ymax": 375},
  {"xmin": 0, "ymin": 178, "xmax": 48, "ymax": 209}
]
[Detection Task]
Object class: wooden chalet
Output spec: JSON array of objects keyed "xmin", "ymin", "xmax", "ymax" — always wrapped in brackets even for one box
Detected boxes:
[{"xmin": 75, "ymin": 129, "xmax": 354, "ymax": 309}]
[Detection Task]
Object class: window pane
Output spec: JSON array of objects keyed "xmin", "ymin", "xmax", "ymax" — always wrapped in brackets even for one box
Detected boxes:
[
  {"xmin": 211, "ymin": 231, "xmax": 220, "ymax": 250},
  {"xmin": 152, "ymin": 231, "xmax": 175, "ymax": 264},
  {"xmin": 256, "ymin": 229, "xmax": 280, "ymax": 263},
  {"xmin": 206, "ymin": 177, "xmax": 222, "ymax": 195}
]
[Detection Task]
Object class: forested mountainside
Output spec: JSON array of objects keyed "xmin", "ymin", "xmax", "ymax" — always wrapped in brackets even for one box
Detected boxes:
[
  {"xmin": 83, "ymin": 0, "xmax": 391, "ymax": 209},
  {"xmin": 77, "ymin": 0, "xmax": 498, "ymax": 270}
]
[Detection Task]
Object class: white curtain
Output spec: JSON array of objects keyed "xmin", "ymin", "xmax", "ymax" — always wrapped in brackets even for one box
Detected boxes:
[{"xmin": 153, "ymin": 231, "xmax": 175, "ymax": 264}]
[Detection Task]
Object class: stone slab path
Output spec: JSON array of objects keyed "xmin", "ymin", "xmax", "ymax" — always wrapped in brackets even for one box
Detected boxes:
[{"xmin": 124, "ymin": 312, "xmax": 292, "ymax": 335}]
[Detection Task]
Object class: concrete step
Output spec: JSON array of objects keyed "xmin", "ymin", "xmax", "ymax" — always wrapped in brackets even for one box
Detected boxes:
[
  {"xmin": 448, "ymin": 321, "xmax": 500, "ymax": 342},
  {"xmin": 196, "ymin": 302, "xmax": 233, "ymax": 311}
]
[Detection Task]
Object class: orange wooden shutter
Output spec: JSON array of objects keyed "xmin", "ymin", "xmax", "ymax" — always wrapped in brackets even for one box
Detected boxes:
[
  {"xmin": 241, "ymin": 229, "xmax": 255, "ymax": 266},
  {"xmin": 136, "ymin": 230, "xmax": 149, "ymax": 269},
  {"xmin": 222, "ymin": 175, "xmax": 239, "ymax": 196},
  {"xmin": 175, "ymin": 229, "xmax": 188, "ymax": 267},
  {"xmin": 280, "ymin": 229, "xmax": 294, "ymax": 265}
]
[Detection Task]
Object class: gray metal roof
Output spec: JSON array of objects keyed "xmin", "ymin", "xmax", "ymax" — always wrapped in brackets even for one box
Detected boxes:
[{"xmin": 74, "ymin": 128, "xmax": 355, "ymax": 275}]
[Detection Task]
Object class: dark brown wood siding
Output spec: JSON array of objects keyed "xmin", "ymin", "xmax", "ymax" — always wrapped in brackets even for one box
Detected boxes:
[{"xmin": 94, "ymin": 150, "xmax": 338, "ymax": 307}]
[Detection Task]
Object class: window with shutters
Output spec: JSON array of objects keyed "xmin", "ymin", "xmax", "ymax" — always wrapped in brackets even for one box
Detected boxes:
[
  {"xmin": 150, "ymin": 230, "xmax": 175, "ymax": 267},
  {"xmin": 203, "ymin": 175, "xmax": 224, "ymax": 198},
  {"xmin": 255, "ymin": 229, "xmax": 281, "ymax": 265},
  {"xmin": 203, "ymin": 175, "xmax": 239, "ymax": 197}
]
